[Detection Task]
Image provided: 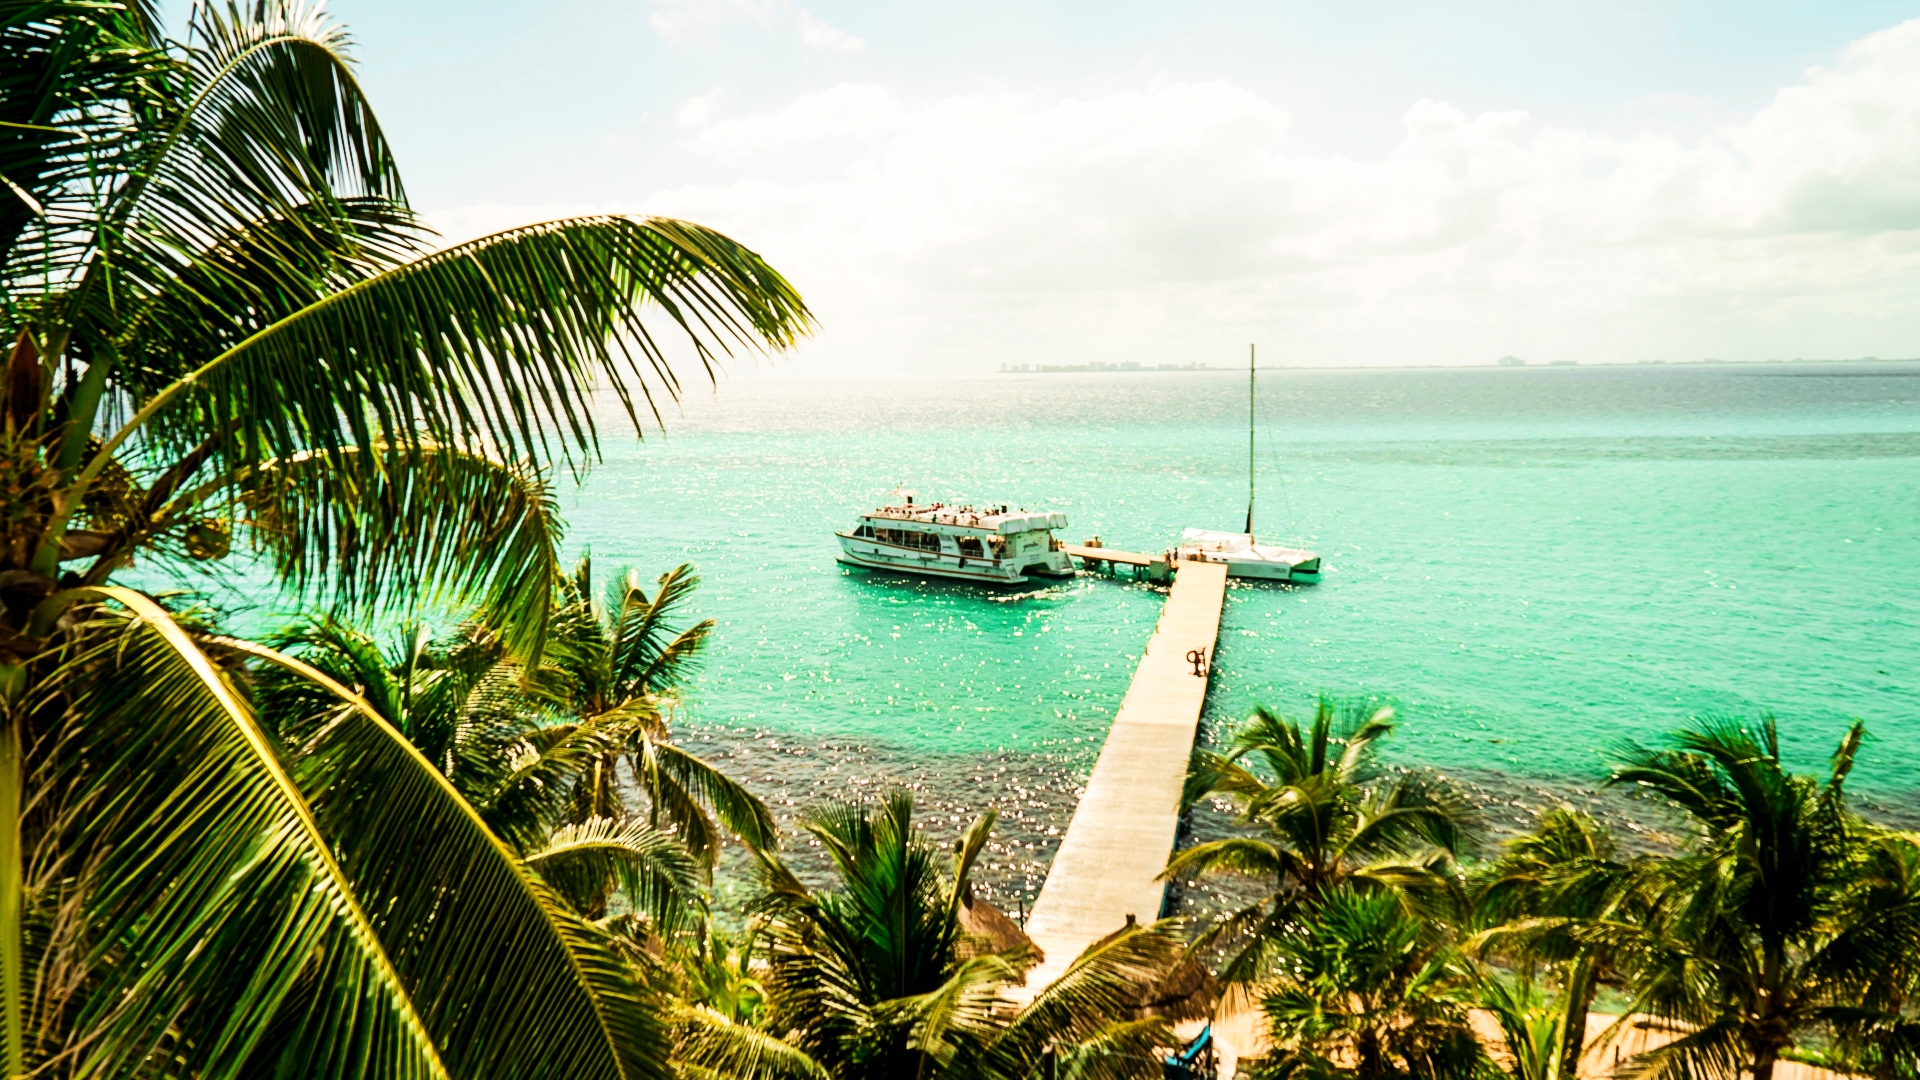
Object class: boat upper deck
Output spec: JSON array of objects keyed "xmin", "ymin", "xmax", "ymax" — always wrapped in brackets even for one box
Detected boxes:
[{"xmin": 860, "ymin": 503, "xmax": 1066, "ymax": 535}]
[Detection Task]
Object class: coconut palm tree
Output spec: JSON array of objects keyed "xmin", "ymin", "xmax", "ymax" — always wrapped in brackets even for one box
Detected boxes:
[
  {"xmin": 256, "ymin": 606, "xmax": 716, "ymax": 931},
  {"xmin": 1472, "ymin": 807, "xmax": 1644, "ymax": 1080},
  {"xmin": 1254, "ymin": 884, "xmax": 1485, "ymax": 1080},
  {"xmin": 1163, "ymin": 701, "xmax": 1478, "ymax": 985},
  {"xmin": 1592, "ymin": 716, "xmax": 1874, "ymax": 1080},
  {"xmin": 1819, "ymin": 829, "xmax": 1920, "ymax": 1080},
  {"xmin": 684, "ymin": 790, "xmax": 1187, "ymax": 1080},
  {"xmin": 0, "ymin": 1, "xmax": 808, "ymax": 1076},
  {"xmin": 537, "ymin": 557, "xmax": 778, "ymax": 865}
]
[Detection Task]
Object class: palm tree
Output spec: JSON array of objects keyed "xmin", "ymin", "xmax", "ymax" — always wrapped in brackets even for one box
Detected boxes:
[
  {"xmin": 1821, "ymin": 829, "xmax": 1920, "ymax": 1080},
  {"xmin": 0, "ymin": 1, "xmax": 808, "ymax": 1076},
  {"xmin": 1472, "ymin": 807, "xmax": 1643, "ymax": 1080},
  {"xmin": 1593, "ymin": 716, "xmax": 1875, "ymax": 1080},
  {"xmin": 1254, "ymin": 884, "xmax": 1485, "ymax": 1080},
  {"xmin": 685, "ymin": 790, "xmax": 1186, "ymax": 1080},
  {"xmin": 537, "ymin": 557, "xmax": 778, "ymax": 865},
  {"xmin": 256, "ymin": 599, "xmax": 733, "ymax": 931},
  {"xmin": 1163, "ymin": 701, "xmax": 1478, "ymax": 985}
]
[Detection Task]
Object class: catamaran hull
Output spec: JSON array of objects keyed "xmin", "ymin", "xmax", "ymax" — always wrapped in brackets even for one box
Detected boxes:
[{"xmin": 1178, "ymin": 552, "xmax": 1321, "ymax": 583}]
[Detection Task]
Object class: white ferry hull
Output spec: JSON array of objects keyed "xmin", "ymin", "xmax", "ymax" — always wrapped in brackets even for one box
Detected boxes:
[{"xmin": 836, "ymin": 533, "xmax": 1072, "ymax": 585}]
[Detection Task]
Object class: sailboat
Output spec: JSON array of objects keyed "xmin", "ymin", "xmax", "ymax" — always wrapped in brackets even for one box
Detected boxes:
[{"xmin": 1173, "ymin": 345, "xmax": 1322, "ymax": 583}]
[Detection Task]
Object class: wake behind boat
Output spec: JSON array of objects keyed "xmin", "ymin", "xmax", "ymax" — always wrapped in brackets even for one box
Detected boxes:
[
  {"xmin": 1175, "ymin": 344, "xmax": 1322, "ymax": 583},
  {"xmin": 836, "ymin": 497, "xmax": 1075, "ymax": 584}
]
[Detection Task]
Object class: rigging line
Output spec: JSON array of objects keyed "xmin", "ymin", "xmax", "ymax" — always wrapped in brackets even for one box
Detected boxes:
[{"xmin": 1254, "ymin": 367, "xmax": 1300, "ymax": 538}]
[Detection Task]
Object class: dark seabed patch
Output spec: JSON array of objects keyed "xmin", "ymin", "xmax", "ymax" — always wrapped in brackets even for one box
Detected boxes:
[{"xmin": 680, "ymin": 723, "xmax": 1920, "ymax": 930}]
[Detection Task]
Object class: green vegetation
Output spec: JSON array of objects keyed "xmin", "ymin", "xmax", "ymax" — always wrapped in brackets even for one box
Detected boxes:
[
  {"xmin": 0, "ymin": 0, "xmax": 805, "ymax": 1076},
  {"xmin": 1180, "ymin": 705, "xmax": 1920, "ymax": 1080}
]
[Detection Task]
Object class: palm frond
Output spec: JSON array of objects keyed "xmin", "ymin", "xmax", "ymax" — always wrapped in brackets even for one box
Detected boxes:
[
  {"xmin": 609, "ymin": 563, "xmax": 712, "ymax": 696},
  {"xmin": 95, "ymin": 215, "xmax": 811, "ymax": 490},
  {"xmin": 644, "ymin": 738, "xmax": 779, "ymax": 857},
  {"xmin": 673, "ymin": 1005, "xmax": 828, "ymax": 1080},
  {"xmin": 34, "ymin": 588, "xmax": 447, "ymax": 1080},
  {"xmin": 239, "ymin": 442, "xmax": 565, "ymax": 662},
  {"xmin": 527, "ymin": 816, "xmax": 706, "ymax": 931},
  {"xmin": 989, "ymin": 919, "xmax": 1183, "ymax": 1068},
  {"xmin": 226, "ymin": 635, "xmax": 675, "ymax": 1080}
]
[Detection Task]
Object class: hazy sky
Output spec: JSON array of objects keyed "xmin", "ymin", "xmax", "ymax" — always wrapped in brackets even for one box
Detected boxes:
[{"xmin": 275, "ymin": 2, "xmax": 1920, "ymax": 374}]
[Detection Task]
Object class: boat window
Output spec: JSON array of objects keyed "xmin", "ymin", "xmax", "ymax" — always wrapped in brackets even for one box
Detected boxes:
[
  {"xmin": 987, "ymin": 537, "xmax": 1007, "ymax": 558},
  {"xmin": 856, "ymin": 525, "xmax": 873, "ymax": 538},
  {"xmin": 957, "ymin": 536, "xmax": 984, "ymax": 557}
]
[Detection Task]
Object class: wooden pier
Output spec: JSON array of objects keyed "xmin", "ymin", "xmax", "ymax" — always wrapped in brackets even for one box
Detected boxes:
[
  {"xmin": 1062, "ymin": 543, "xmax": 1170, "ymax": 582},
  {"xmin": 1021, "ymin": 558, "xmax": 1228, "ymax": 991}
]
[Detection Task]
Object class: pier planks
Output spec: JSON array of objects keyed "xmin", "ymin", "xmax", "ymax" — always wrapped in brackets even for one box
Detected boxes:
[
  {"xmin": 1020, "ymin": 559, "xmax": 1228, "ymax": 991},
  {"xmin": 1061, "ymin": 543, "xmax": 1161, "ymax": 567}
]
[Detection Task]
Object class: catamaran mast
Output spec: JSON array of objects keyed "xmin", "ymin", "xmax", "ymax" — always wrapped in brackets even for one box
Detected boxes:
[{"xmin": 1245, "ymin": 343, "xmax": 1255, "ymax": 536}]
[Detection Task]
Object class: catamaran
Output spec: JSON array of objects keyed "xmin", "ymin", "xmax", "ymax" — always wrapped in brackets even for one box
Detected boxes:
[
  {"xmin": 1174, "ymin": 345, "xmax": 1322, "ymax": 583},
  {"xmin": 835, "ymin": 495, "xmax": 1075, "ymax": 584}
]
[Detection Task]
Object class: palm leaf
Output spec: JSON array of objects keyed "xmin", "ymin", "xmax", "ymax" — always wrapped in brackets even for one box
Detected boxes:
[
  {"xmin": 92, "ymin": 215, "xmax": 811, "ymax": 489},
  {"xmin": 643, "ymin": 737, "xmax": 779, "ymax": 857},
  {"xmin": 988, "ymin": 919, "xmax": 1183, "ymax": 1070},
  {"xmin": 673, "ymin": 1004, "xmax": 829, "ymax": 1080},
  {"xmin": 609, "ymin": 563, "xmax": 712, "ymax": 696},
  {"xmin": 224, "ymin": 635, "xmax": 674, "ymax": 1080},
  {"xmin": 527, "ymin": 816, "xmax": 706, "ymax": 931},
  {"xmin": 32, "ymin": 587, "xmax": 447, "ymax": 1080},
  {"xmin": 236, "ymin": 442, "xmax": 565, "ymax": 662}
]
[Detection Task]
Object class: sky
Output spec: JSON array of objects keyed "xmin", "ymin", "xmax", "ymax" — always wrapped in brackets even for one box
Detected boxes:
[{"xmin": 238, "ymin": 2, "xmax": 1920, "ymax": 374}]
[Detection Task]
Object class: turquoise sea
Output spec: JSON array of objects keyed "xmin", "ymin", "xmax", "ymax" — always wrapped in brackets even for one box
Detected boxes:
[{"xmin": 558, "ymin": 361, "xmax": 1919, "ymax": 906}]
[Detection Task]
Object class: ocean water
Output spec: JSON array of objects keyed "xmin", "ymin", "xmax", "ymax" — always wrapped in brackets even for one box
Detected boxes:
[{"xmin": 559, "ymin": 361, "xmax": 1920, "ymax": 906}]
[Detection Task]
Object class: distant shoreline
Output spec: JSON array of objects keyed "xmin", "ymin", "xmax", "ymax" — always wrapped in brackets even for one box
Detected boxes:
[{"xmin": 993, "ymin": 356, "xmax": 1920, "ymax": 374}]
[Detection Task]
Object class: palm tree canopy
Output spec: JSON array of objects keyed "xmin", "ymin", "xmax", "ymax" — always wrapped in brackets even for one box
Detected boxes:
[
  {"xmin": 2, "ymin": 0, "xmax": 811, "ymax": 663},
  {"xmin": 1592, "ymin": 716, "xmax": 1877, "ymax": 1080},
  {"xmin": 0, "ymin": 3, "xmax": 808, "ymax": 1078},
  {"xmin": 737, "ymin": 790, "xmax": 1185, "ymax": 1080},
  {"xmin": 1165, "ymin": 701, "xmax": 1478, "ymax": 987}
]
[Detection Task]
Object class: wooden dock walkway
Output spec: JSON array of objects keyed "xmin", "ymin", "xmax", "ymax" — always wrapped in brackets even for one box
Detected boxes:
[
  {"xmin": 1061, "ymin": 543, "xmax": 1159, "ymax": 567},
  {"xmin": 1021, "ymin": 559, "xmax": 1228, "ymax": 991}
]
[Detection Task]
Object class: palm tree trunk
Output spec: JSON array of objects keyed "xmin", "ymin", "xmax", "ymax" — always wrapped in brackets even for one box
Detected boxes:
[
  {"xmin": 1359, "ymin": 1027, "xmax": 1386, "ymax": 1080},
  {"xmin": 0, "ymin": 704, "xmax": 22, "ymax": 1078},
  {"xmin": 1752, "ymin": 1044, "xmax": 1780, "ymax": 1080}
]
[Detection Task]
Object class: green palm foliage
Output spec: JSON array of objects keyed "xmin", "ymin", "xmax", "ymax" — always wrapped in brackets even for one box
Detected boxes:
[
  {"xmin": 540, "ymin": 558, "xmax": 778, "ymax": 865},
  {"xmin": 1474, "ymin": 973, "xmax": 1577, "ymax": 1080},
  {"xmin": 1164, "ymin": 701, "xmax": 1477, "ymax": 985},
  {"xmin": 256, "ymin": 607, "xmax": 708, "ymax": 931},
  {"xmin": 1473, "ymin": 806, "xmax": 1643, "ymax": 1080},
  {"xmin": 1254, "ymin": 885, "xmax": 1485, "ymax": 1080},
  {"xmin": 1593, "ymin": 717, "xmax": 1873, "ymax": 1080},
  {"xmin": 0, "ymin": 1, "xmax": 808, "ymax": 1076},
  {"xmin": 1822, "ymin": 830, "xmax": 1920, "ymax": 1080},
  {"xmin": 693, "ymin": 790, "xmax": 1185, "ymax": 1080}
]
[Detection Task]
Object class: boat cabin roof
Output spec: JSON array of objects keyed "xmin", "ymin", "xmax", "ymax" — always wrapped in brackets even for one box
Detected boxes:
[{"xmin": 862, "ymin": 503, "xmax": 1066, "ymax": 535}]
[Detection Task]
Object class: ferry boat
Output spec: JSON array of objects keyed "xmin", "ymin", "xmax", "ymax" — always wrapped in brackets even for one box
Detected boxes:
[
  {"xmin": 1175, "ymin": 344, "xmax": 1322, "ymax": 583},
  {"xmin": 836, "ymin": 497, "xmax": 1075, "ymax": 584}
]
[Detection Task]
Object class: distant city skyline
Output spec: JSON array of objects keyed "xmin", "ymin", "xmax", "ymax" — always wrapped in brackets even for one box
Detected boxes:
[{"xmin": 271, "ymin": 1, "xmax": 1920, "ymax": 378}]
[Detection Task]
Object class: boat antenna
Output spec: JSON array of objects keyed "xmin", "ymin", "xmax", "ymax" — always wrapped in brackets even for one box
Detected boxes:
[{"xmin": 1245, "ymin": 343, "xmax": 1255, "ymax": 536}]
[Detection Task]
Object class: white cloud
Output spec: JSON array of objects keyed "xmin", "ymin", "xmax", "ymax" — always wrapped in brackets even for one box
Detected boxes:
[
  {"xmin": 448, "ymin": 18, "xmax": 1920, "ymax": 374},
  {"xmin": 796, "ymin": 11, "xmax": 864, "ymax": 53},
  {"xmin": 684, "ymin": 84, "xmax": 905, "ymax": 159},
  {"xmin": 649, "ymin": 0, "xmax": 863, "ymax": 55},
  {"xmin": 674, "ymin": 88, "xmax": 727, "ymax": 129}
]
